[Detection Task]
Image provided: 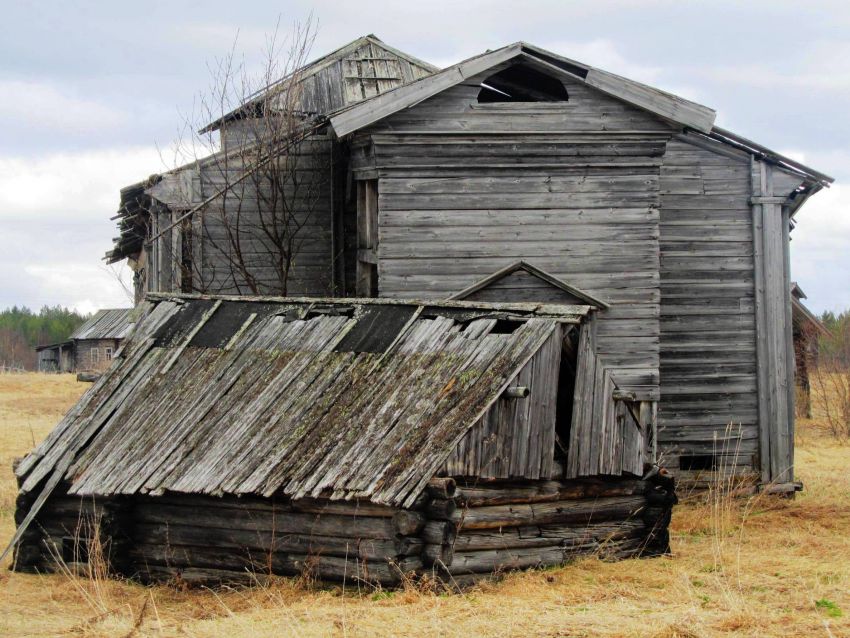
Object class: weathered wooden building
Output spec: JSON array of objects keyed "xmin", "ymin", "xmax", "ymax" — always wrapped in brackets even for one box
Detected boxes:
[
  {"xmin": 11, "ymin": 36, "xmax": 831, "ymax": 584},
  {"xmin": 13, "ymin": 295, "xmax": 674, "ymax": 584},
  {"xmin": 790, "ymin": 283, "xmax": 828, "ymax": 418},
  {"xmin": 35, "ymin": 308, "xmax": 133, "ymax": 373}
]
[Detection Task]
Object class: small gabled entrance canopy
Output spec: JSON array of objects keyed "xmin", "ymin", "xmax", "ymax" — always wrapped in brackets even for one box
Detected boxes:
[{"xmin": 448, "ymin": 261, "xmax": 609, "ymax": 309}]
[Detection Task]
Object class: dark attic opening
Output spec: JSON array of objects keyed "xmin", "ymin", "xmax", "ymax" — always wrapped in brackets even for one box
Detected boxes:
[
  {"xmin": 477, "ymin": 64, "xmax": 569, "ymax": 103},
  {"xmin": 555, "ymin": 325, "xmax": 579, "ymax": 461}
]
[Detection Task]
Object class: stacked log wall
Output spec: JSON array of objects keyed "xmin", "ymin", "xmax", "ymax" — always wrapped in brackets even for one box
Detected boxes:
[
  {"xmin": 418, "ymin": 475, "xmax": 675, "ymax": 583},
  {"xmin": 14, "ymin": 476, "xmax": 675, "ymax": 586}
]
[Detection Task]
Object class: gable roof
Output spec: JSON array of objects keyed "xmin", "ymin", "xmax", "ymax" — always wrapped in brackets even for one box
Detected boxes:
[
  {"xmin": 70, "ymin": 308, "xmax": 134, "ymax": 340},
  {"xmin": 15, "ymin": 295, "xmax": 589, "ymax": 512},
  {"xmin": 790, "ymin": 282, "xmax": 829, "ymax": 336},
  {"xmin": 327, "ymin": 41, "xmax": 831, "ymax": 187},
  {"xmin": 200, "ymin": 34, "xmax": 438, "ymax": 134},
  {"xmin": 449, "ymin": 261, "xmax": 610, "ymax": 309},
  {"xmin": 329, "ymin": 42, "xmax": 717, "ymax": 137}
]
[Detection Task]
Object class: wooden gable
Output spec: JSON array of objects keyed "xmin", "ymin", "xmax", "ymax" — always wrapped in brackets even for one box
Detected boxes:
[{"xmin": 449, "ymin": 261, "xmax": 609, "ymax": 308}]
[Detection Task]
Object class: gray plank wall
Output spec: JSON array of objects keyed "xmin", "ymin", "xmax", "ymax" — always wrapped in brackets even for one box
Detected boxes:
[
  {"xmin": 359, "ymin": 66, "xmax": 672, "ymax": 403},
  {"xmin": 441, "ymin": 326, "xmax": 563, "ymax": 479},
  {"xmin": 658, "ymin": 137, "xmax": 760, "ymax": 479},
  {"xmin": 146, "ymin": 137, "xmax": 336, "ymax": 297},
  {"xmin": 659, "ymin": 136, "xmax": 804, "ymax": 484}
]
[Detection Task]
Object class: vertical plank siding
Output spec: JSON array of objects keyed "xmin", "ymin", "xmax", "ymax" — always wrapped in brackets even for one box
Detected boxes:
[
  {"xmin": 441, "ymin": 326, "xmax": 563, "ymax": 479},
  {"xmin": 751, "ymin": 160, "xmax": 799, "ymax": 483}
]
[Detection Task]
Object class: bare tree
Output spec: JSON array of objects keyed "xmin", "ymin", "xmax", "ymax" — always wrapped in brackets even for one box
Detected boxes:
[
  {"xmin": 151, "ymin": 17, "xmax": 328, "ymax": 297},
  {"xmin": 810, "ymin": 320, "xmax": 850, "ymax": 440}
]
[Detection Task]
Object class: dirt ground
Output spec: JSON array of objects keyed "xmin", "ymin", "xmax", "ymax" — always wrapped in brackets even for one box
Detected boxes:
[{"xmin": 0, "ymin": 372, "xmax": 847, "ymax": 637}]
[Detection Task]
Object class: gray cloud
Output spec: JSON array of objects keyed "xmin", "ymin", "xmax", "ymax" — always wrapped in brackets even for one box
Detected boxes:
[{"xmin": 0, "ymin": 0, "xmax": 847, "ymax": 313}]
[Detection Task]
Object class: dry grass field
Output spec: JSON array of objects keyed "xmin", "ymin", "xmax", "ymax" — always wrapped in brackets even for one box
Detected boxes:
[{"xmin": 0, "ymin": 373, "xmax": 848, "ymax": 637}]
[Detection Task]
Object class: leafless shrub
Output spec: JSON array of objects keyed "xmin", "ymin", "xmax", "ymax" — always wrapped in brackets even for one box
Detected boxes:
[
  {"xmin": 811, "ymin": 320, "xmax": 850, "ymax": 440},
  {"xmin": 153, "ymin": 16, "xmax": 327, "ymax": 297}
]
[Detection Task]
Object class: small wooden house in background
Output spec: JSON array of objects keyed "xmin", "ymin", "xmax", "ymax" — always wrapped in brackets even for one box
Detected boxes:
[
  {"xmin": 35, "ymin": 308, "xmax": 133, "ymax": 373},
  {"xmin": 10, "ymin": 35, "xmax": 832, "ymax": 585},
  {"xmin": 105, "ymin": 35, "xmax": 833, "ymax": 489}
]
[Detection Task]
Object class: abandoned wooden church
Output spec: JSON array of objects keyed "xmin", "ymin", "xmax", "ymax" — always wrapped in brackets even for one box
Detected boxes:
[{"xmin": 11, "ymin": 35, "xmax": 831, "ymax": 585}]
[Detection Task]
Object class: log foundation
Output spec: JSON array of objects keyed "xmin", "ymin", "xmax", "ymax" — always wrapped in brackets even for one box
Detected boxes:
[{"xmin": 13, "ymin": 474, "xmax": 676, "ymax": 586}]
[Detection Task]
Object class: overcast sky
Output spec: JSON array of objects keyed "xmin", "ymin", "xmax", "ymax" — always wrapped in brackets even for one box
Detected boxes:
[{"xmin": 1, "ymin": 0, "xmax": 848, "ymax": 315}]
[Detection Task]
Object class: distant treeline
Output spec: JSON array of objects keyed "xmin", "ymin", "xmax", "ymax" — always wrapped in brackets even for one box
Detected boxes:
[
  {"xmin": 0, "ymin": 306, "xmax": 90, "ymax": 370},
  {"xmin": 819, "ymin": 309, "xmax": 850, "ymax": 368}
]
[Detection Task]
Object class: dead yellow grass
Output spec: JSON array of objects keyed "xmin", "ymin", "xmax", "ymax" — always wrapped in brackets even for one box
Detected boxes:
[{"xmin": 0, "ymin": 372, "xmax": 848, "ymax": 637}]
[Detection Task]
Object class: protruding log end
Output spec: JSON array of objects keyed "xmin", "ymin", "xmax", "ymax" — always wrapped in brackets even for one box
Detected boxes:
[
  {"xmin": 426, "ymin": 477, "xmax": 457, "ymax": 499},
  {"xmin": 393, "ymin": 510, "xmax": 426, "ymax": 536},
  {"xmin": 503, "ymin": 386, "xmax": 530, "ymax": 399}
]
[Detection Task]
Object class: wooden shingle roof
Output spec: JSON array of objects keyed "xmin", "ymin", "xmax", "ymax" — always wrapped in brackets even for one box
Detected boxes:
[
  {"xmin": 16, "ymin": 295, "xmax": 589, "ymax": 510},
  {"xmin": 70, "ymin": 308, "xmax": 134, "ymax": 340}
]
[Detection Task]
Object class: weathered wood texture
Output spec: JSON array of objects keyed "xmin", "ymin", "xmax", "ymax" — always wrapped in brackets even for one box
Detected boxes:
[
  {"xmin": 658, "ymin": 136, "xmax": 802, "ymax": 484},
  {"xmin": 74, "ymin": 339, "xmax": 121, "ymax": 373},
  {"xmin": 751, "ymin": 159, "xmax": 800, "ymax": 483},
  {"xmin": 15, "ymin": 475, "xmax": 676, "ymax": 586},
  {"xmin": 144, "ymin": 138, "xmax": 336, "ymax": 298},
  {"xmin": 458, "ymin": 269, "xmax": 593, "ymax": 305},
  {"xmin": 441, "ymin": 326, "xmax": 562, "ymax": 479},
  {"xmin": 357, "ymin": 67, "xmax": 667, "ymax": 417},
  {"xmin": 15, "ymin": 490, "xmax": 425, "ymax": 585},
  {"xmin": 421, "ymin": 475, "xmax": 675, "ymax": 580},
  {"xmin": 657, "ymin": 137, "xmax": 760, "ymax": 477}
]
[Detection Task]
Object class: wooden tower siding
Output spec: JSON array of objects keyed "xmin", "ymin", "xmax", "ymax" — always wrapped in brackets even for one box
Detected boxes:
[{"xmin": 215, "ymin": 36, "xmax": 436, "ymax": 151}]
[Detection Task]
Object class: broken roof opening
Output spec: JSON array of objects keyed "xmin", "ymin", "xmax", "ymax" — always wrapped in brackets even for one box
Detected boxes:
[{"xmin": 477, "ymin": 64, "xmax": 569, "ymax": 103}]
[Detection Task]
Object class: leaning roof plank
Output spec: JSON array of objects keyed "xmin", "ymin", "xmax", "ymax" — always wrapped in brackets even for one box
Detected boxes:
[{"xmin": 16, "ymin": 295, "xmax": 589, "ymax": 509}]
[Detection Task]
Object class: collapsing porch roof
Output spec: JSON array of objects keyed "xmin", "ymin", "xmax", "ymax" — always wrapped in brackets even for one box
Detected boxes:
[{"xmin": 16, "ymin": 295, "xmax": 590, "ymax": 510}]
